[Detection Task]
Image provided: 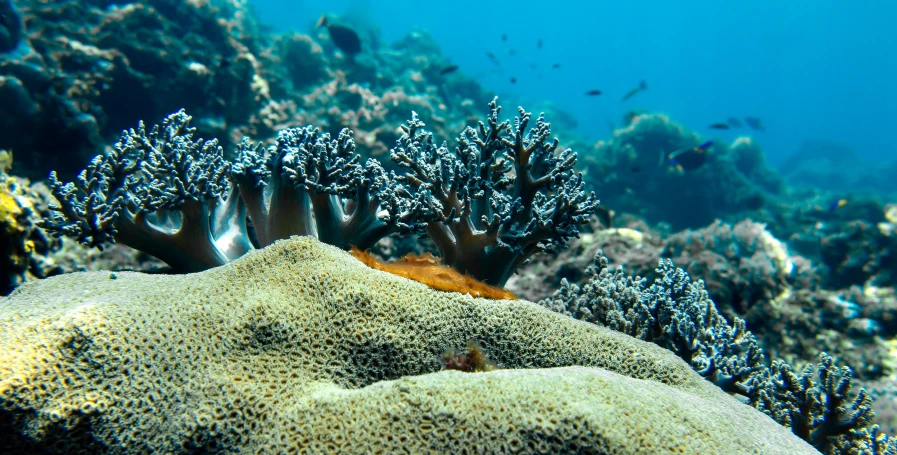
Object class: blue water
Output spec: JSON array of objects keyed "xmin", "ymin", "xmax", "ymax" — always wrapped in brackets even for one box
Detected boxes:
[{"xmin": 254, "ymin": 0, "xmax": 897, "ymax": 168}]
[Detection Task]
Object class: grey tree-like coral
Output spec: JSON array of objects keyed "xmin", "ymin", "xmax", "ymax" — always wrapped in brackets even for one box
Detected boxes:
[
  {"xmin": 43, "ymin": 110, "xmax": 427, "ymax": 272},
  {"xmin": 540, "ymin": 250, "xmax": 896, "ymax": 454},
  {"xmin": 43, "ymin": 110, "xmax": 251, "ymax": 272},
  {"xmin": 389, "ymin": 97, "xmax": 599, "ymax": 286},
  {"xmin": 42, "ymin": 99, "xmax": 595, "ymax": 282}
]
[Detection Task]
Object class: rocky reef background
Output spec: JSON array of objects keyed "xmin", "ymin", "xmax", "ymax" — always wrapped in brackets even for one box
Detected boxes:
[{"xmin": 2, "ymin": 0, "xmax": 897, "ymax": 441}]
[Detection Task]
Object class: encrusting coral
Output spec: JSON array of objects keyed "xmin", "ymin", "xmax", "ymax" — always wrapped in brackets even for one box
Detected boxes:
[
  {"xmin": 42, "ymin": 98, "xmax": 597, "ymax": 287},
  {"xmin": 0, "ymin": 236, "xmax": 818, "ymax": 454}
]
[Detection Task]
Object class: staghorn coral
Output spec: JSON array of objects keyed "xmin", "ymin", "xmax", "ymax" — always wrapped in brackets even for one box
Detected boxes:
[
  {"xmin": 540, "ymin": 253, "xmax": 766, "ymax": 397},
  {"xmin": 389, "ymin": 97, "xmax": 599, "ymax": 286},
  {"xmin": 539, "ymin": 249, "xmax": 896, "ymax": 453},
  {"xmin": 0, "ymin": 236, "xmax": 818, "ymax": 454},
  {"xmin": 350, "ymin": 247, "xmax": 516, "ymax": 300},
  {"xmin": 753, "ymin": 354, "xmax": 892, "ymax": 455}
]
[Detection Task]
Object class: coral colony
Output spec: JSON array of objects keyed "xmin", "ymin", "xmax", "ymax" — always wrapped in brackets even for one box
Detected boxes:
[
  {"xmin": 2, "ymin": 0, "xmax": 897, "ymax": 452},
  {"xmin": 42, "ymin": 98, "xmax": 598, "ymax": 286}
]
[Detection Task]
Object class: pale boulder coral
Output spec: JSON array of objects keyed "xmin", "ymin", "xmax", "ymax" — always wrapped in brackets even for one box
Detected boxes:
[{"xmin": 0, "ymin": 237, "xmax": 816, "ymax": 454}]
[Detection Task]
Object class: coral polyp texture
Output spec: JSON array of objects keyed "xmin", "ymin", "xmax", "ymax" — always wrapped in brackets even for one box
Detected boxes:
[
  {"xmin": 42, "ymin": 99, "xmax": 596, "ymax": 286},
  {"xmin": 0, "ymin": 237, "xmax": 816, "ymax": 454}
]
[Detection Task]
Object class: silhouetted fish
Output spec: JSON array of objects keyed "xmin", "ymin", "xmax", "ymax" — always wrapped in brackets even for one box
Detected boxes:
[
  {"xmin": 621, "ymin": 80, "xmax": 647, "ymax": 102},
  {"xmin": 501, "ymin": 33, "xmax": 508, "ymax": 41},
  {"xmin": 317, "ymin": 15, "xmax": 361, "ymax": 57},
  {"xmin": 509, "ymin": 49, "xmax": 516, "ymax": 56},
  {"xmin": 537, "ymin": 39, "xmax": 543, "ymax": 49},
  {"xmin": 661, "ymin": 140, "xmax": 713, "ymax": 171},
  {"xmin": 509, "ymin": 77, "xmax": 517, "ymax": 84},
  {"xmin": 439, "ymin": 65, "xmax": 460, "ymax": 75},
  {"xmin": 551, "ymin": 63, "xmax": 561, "ymax": 69},
  {"xmin": 585, "ymin": 90, "xmax": 602, "ymax": 96},
  {"xmin": 486, "ymin": 52, "xmax": 501, "ymax": 67},
  {"xmin": 727, "ymin": 117, "xmax": 742, "ymax": 128},
  {"xmin": 709, "ymin": 123, "xmax": 730, "ymax": 130},
  {"xmin": 745, "ymin": 117, "xmax": 765, "ymax": 131}
]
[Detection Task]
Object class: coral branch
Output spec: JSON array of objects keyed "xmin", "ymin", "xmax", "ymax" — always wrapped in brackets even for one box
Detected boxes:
[{"xmin": 389, "ymin": 97, "xmax": 598, "ymax": 286}]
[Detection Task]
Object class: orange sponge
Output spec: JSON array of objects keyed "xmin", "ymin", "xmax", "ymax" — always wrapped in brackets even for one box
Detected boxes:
[{"xmin": 350, "ymin": 247, "xmax": 516, "ymax": 300}]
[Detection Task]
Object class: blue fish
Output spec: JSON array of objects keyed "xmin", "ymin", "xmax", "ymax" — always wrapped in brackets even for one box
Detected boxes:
[{"xmin": 662, "ymin": 141, "xmax": 713, "ymax": 172}]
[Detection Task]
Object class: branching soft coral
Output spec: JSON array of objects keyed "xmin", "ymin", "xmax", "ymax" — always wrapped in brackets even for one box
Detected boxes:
[
  {"xmin": 42, "ymin": 98, "xmax": 595, "ymax": 285},
  {"xmin": 43, "ymin": 110, "xmax": 251, "ymax": 272},
  {"xmin": 44, "ymin": 111, "xmax": 411, "ymax": 272},
  {"xmin": 389, "ymin": 97, "xmax": 599, "ymax": 286}
]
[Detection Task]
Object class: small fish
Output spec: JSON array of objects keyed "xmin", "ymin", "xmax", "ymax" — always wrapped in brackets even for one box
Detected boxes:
[
  {"xmin": 508, "ymin": 49, "xmax": 516, "ymax": 56},
  {"xmin": 621, "ymin": 80, "xmax": 647, "ymax": 102},
  {"xmin": 661, "ymin": 140, "xmax": 713, "ymax": 172},
  {"xmin": 828, "ymin": 198, "xmax": 849, "ymax": 212},
  {"xmin": 317, "ymin": 15, "xmax": 362, "ymax": 57},
  {"xmin": 501, "ymin": 33, "xmax": 508, "ymax": 41},
  {"xmin": 509, "ymin": 77, "xmax": 517, "ymax": 84},
  {"xmin": 709, "ymin": 123, "xmax": 730, "ymax": 130},
  {"xmin": 537, "ymin": 39, "xmax": 543, "ymax": 49},
  {"xmin": 486, "ymin": 52, "xmax": 501, "ymax": 67},
  {"xmin": 551, "ymin": 63, "xmax": 561, "ymax": 69},
  {"xmin": 630, "ymin": 166, "xmax": 641, "ymax": 173},
  {"xmin": 727, "ymin": 117, "xmax": 742, "ymax": 128},
  {"xmin": 585, "ymin": 89, "xmax": 602, "ymax": 96},
  {"xmin": 439, "ymin": 65, "xmax": 460, "ymax": 75},
  {"xmin": 745, "ymin": 117, "xmax": 765, "ymax": 131}
]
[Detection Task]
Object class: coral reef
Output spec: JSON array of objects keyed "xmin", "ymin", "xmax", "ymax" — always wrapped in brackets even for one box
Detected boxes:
[
  {"xmin": 389, "ymin": 99, "xmax": 598, "ymax": 286},
  {"xmin": 43, "ymin": 99, "xmax": 596, "ymax": 286},
  {"xmin": 540, "ymin": 252, "xmax": 895, "ymax": 453},
  {"xmin": 1, "ymin": 0, "xmax": 490, "ymax": 180},
  {"xmin": 582, "ymin": 114, "xmax": 784, "ymax": 229},
  {"xmin": 662, "ymin": 219, "xmax": 819, "ymax": 320},
  {"xmin": 510, "ymin": 216, "xmax": 897, "ymax": 385},
  {"xmin": 0, "ymin": 237, "xmax": 818, "ymax": 454},
  {"xmin": 0, "ymin": 152, "xmax": 156, "ymax": 295},
  {"xmin": 0, "ymin": 0, "xmax": 270, "ymax": 178}
]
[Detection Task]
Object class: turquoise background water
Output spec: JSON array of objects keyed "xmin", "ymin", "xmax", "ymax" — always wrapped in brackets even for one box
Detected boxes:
[{"xmin": 253, "ymin": 0, "xmax": 897, "ymax": 168}]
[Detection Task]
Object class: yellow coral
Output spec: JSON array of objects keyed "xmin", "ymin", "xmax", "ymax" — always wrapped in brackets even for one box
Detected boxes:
[{"xmin": 0, "ymin": 189, "xmax": 24, "ymax": 237}]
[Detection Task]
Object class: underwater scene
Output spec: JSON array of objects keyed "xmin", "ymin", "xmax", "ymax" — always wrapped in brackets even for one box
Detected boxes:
[{"xmin": 1, "ymin": 0, "xmax": 896, "ymax": 452}]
